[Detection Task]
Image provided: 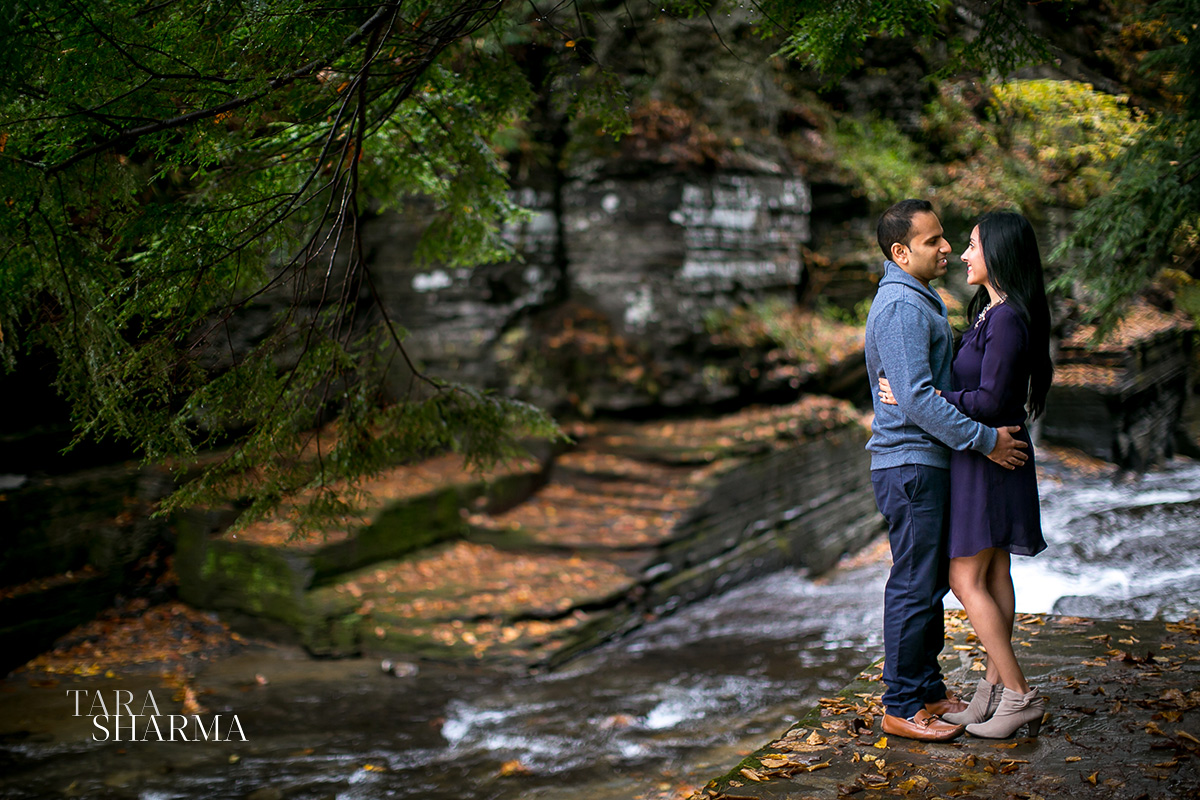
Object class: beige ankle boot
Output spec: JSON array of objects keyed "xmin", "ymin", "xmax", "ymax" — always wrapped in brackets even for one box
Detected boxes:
[
  {"xmin": 965, "ymin": 686, "xmax": 1045, "ymax": 738},
  {"xmin": 941, "ymin": 678, "xmax": 1000, "ymax": 725}
]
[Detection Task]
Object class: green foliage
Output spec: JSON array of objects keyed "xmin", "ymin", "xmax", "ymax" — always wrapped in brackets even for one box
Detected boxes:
[
  {"xmin": 0, "ymin": 0, "xmax": 577, "ymax": 530},
  {"xmin": 1052, "ymin": 0, "xmax": 1200, "ymax": 335},
  {"xmin": 769, "ymin": 0, "xmax": 1055, "ymax": 80},
  {"xmin": 1051, "ymin": 122, "xmax": 1200, "ymax": 332},
  {"xmin": 991, "ymin": 81, "xmax": 1139, "ymax": 168},
  {"xmin": 919, "ymin": 85, "xmax": 1043, "ymax": 212},
  {"xmin": 945, "ymin": 0, "xmax": 1053, "ymax": 78},
  {"xmin": 773, "ymin": 0, "xmax": 942, "ymax": 76},
  {"xmin": 817, "ymin": 297, "xmax": 873, "ymax": 327},
  {"xmin": 705, "ymin": 298, "xmax": 865, "ymax": 372},
  {"xmin": 167, "ymin": 379, "xmax": 561, "ymax": 534},
  {"xmin": 832, "ymin": 118, "xmax": 928, "ymax": 204},
  {"xmin": 927, "ymin": 79, "xmax": 1145, "ymax": 213},
  {"xmin": 832, "ymin": 79, "xmax": 1144, "ymax": 218}
]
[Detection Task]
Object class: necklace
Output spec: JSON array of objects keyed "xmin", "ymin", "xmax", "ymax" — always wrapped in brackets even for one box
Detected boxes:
[{"xmin": 974, "ymin": 297, "xmax": 1005, "ymax": 328}]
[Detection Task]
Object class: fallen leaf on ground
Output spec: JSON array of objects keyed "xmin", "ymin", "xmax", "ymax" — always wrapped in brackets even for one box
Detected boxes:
[
  {"xmin": 180, "ymin": 686, "xmax": 204, "ymax": 715},
  {"xmin": 499, "ymin": 760, "xmax": 531, "ymax": 777}
]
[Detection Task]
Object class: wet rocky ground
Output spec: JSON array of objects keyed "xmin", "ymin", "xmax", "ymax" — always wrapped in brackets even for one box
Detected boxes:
[
  {"xmin": 696, "ymin": 612, "xmax": 1200, "ymax": 800},
  {"xmin": 3, "ymin": 606, "xmax": 1198, "ymax": 800}
]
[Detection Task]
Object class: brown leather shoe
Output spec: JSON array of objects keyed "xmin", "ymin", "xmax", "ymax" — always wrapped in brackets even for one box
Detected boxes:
[
  {"xmin": 881, "ymin": 709, "xmax": 965, "ymax": 742},
  {"xmin": 925, "ymin": 694, "xmax": 969, "ymax": 717}
]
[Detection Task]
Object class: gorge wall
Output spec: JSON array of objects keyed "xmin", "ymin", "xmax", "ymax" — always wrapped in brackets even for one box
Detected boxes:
[{"xmin": 367, "ymin": 170, "xmax": 813, "ymax": 414}]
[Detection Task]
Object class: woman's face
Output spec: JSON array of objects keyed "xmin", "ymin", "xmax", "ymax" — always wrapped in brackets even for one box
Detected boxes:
[{"xmin": 961, "ymin": 225, "xmax": 990, "ymax": 288}]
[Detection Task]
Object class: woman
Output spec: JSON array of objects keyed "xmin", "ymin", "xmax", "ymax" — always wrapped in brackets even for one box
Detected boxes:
[{"xmin": 879, "ymin": 211, "xmax": 1053, "ymax": 738}]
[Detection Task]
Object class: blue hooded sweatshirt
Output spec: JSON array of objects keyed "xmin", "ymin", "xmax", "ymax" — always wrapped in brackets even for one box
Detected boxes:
[{"xmin": 864, "ymin": 261, "xmax": 998, "ymax": 469}]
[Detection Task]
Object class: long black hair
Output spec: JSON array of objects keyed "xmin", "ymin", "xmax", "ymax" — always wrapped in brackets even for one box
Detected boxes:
[{"xmin": 966, "ymin": 211, "xmax": 1054, "ymax": 418}]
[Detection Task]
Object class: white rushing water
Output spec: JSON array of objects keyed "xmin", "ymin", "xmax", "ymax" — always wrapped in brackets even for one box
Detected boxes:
[{"xmin": 976, "ymin": 456, "xmax": 1200, "ymax": 620}]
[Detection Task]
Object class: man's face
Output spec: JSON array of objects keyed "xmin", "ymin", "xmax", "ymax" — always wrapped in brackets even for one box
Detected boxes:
[{"xmin": 892, "ymin": 211, "xmax": 950, "ymax": 286}]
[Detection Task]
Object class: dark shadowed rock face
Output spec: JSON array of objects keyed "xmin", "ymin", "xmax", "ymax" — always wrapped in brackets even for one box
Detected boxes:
[
  {"xmin": 0, "ymin": 464, "xmax": 175, "ymax": 674},
  {"xmin": 369, "ymin": 168, "xmax": 812, "ymax": 414},
  {"xmin": 1042, "ymin": 301, "xmax": 1197, "ymax": 470},
  {"xmin": 359, "ymin": 201, "xmax": 562, "ymax": 392}
]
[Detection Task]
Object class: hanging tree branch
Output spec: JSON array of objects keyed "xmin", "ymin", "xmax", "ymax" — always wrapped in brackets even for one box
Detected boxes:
[{"xmin": 30, "ymin": 3, "xmax": 424, "ymax": 175}]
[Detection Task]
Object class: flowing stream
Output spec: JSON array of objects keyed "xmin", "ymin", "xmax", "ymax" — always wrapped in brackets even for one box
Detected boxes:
[{"xmin": 3, "ymin": 457, "xmax": 1200, "ymax": 800}]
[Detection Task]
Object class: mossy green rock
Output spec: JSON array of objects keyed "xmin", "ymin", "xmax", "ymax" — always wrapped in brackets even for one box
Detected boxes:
[{"xmin": 175, "ymin": 466, "xmax": 551, "ymax": 655}]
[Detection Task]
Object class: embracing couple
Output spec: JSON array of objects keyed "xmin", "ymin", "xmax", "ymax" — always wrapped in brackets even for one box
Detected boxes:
[{"xmin": 865, "ymin": 199, "xmax": 1053, "ymax": 742}]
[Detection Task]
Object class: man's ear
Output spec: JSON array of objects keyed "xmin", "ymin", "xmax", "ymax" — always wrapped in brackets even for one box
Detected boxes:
[{"xmin": 890, "ymin": 242, "xmax": 908, "ymax": 264}]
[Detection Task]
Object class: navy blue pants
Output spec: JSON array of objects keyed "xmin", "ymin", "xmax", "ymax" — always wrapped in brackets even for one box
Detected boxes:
[{"xmin": 872, "ymin": 464, "xmax": 951, "ymax": 719}]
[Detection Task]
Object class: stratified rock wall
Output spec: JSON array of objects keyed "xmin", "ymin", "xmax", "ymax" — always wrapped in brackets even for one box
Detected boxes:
[
  {"xmin": 1042, "ymin": 302, "xmax": 1196, "ymax": 470},
  {"xmin": 359, "ymin": 202, "xmax": 562, "ymax": 390},
  {"xmin": 369, "ymin": 169, "xmax": 812, "ymax": 412},
  {"xmin": 568, "ymin": 174, "xmax": 807, "ymax": 334}
]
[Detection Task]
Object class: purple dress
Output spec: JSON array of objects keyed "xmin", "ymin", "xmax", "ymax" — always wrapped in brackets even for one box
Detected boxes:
[{"xmin": 942, "ymin": 303, "xmax": 1047, "ymax": 559}]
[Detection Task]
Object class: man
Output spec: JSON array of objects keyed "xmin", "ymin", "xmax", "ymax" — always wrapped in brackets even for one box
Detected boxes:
[{"xmin": 864, "ymin": 199, "xmax": 1029, "ymax": 742}]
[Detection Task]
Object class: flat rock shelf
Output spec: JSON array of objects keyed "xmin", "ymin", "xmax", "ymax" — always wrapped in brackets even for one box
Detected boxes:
[{"xmin": 175, "ymin": 396, "xmax": 882, "ymax": 667}]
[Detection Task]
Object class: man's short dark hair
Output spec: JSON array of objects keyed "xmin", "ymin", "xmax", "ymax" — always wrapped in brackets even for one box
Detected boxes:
[{"xmin": 876, "ymin": 199, "xmax": 934, "ymax": 260}]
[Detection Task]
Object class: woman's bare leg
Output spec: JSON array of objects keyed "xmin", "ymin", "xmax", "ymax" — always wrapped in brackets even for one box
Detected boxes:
[
  {"xmin": 950, "ymin": 549, "xmax": 1029, "ymax": 694},
  {"xmin": 988, "ymin": 551, "xmax": 1016, "ymax": 637},
  {"xmin": 982, "ymin": 550, "xmax": 1015, "ymax": 686}
]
